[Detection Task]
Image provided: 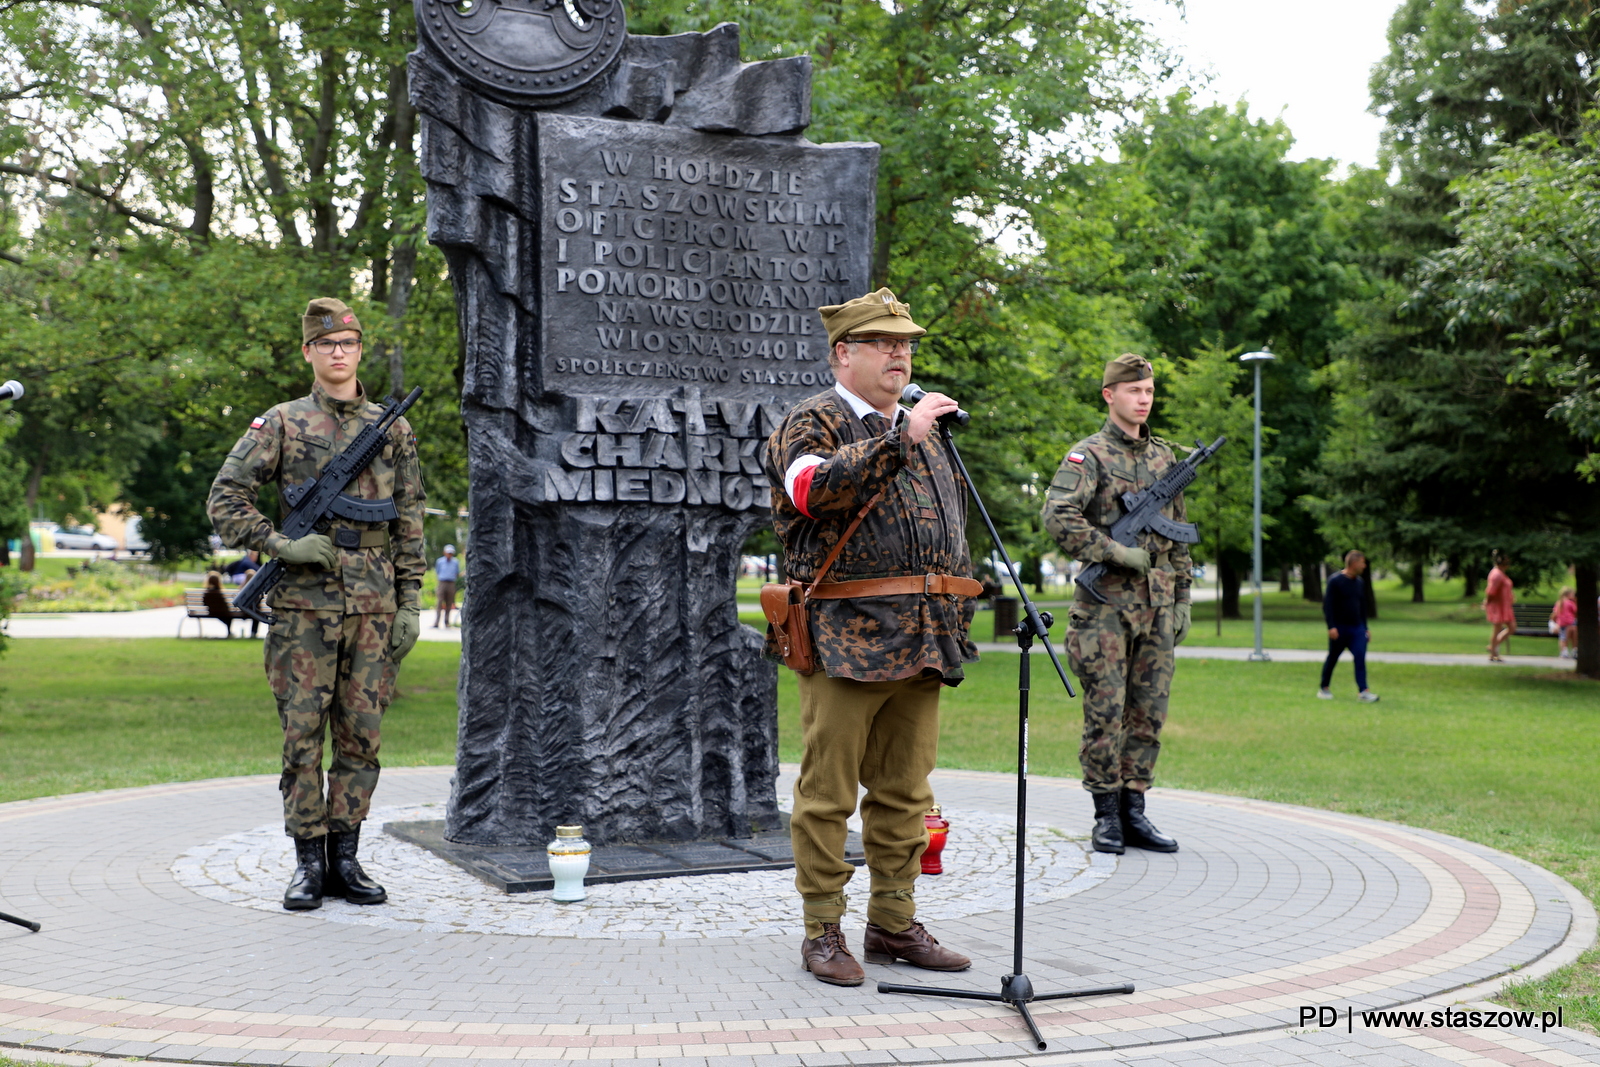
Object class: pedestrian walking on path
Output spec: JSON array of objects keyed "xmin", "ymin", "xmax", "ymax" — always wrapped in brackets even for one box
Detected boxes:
[
  {"xmin": 1319, "ymin": 550, "xmax": 1378, "ymax": 702},
  {"xmin": 1482, "ymin": 551, "xmax": 1515, "ymax": 662},
  {"xmin": 1551, "ymin": 587, "xmax": 1578, "ymax": 659}
]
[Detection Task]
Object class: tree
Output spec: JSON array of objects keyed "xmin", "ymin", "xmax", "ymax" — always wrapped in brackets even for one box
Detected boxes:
[
  {"xmin": 1413, "ymin": 122, "xmax": 1600, "ymax": 467},
  {"xmin": 626, "ymin": 0, "xmax": 1173, "ymax": 565},
  {"xmin": 1368, "ymin": 0, "xmax": 1599, "ymax": 260},
  {"xmin": 1404, "ymin": 120, "xmax": 1600, "ymax": 676},
  {"xmin": 0, "ymin": 1, "xmax": 467, "ymax": 547},
  {"xmin": 1153, "ymin": 342, "xmax": 1274, "ymax": 623},
  {"xmin": 1319, "ymin": 0, "xmax": 1600, "ymax": 640},
  {"xmin": 1, "ymin": 0, "xmax": 422, "ymax": 257},
  {"xmin": 1109, "ymin": 94, "xmax": 1361, "ymax": 612},
  {"xmin": 3, "ymin": 0, "xmax": 1172, "ymax": 567}
]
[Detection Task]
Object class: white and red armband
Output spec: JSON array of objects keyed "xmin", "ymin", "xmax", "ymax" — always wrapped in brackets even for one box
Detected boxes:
[{"xmin": 783, "ymin": 454, "xmax": 826, "ymax": 519}]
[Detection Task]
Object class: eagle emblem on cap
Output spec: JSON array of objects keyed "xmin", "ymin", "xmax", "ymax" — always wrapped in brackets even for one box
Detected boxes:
[{"xmin": 321, "ymin": 315, "xmax": 334, "ymax": 330}]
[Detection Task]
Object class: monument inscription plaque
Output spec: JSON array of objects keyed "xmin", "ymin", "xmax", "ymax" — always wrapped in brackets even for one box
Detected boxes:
[{"xmin": 410, "ymin": 1, "xmax": 878, "ymax": 848}]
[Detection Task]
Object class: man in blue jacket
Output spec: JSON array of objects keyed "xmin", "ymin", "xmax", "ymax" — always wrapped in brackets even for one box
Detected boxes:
[{"xmin": 1320, "ymin": 550, "xmax": 1378, "ymax": 702}]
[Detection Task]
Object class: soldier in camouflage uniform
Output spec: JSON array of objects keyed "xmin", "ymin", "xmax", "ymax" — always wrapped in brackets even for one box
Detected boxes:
[
  {"xmin": 764, "ymin": 288, "xmax": 981, "ymax": 987},
  {"xmin": 1042, "ymin": 353, "xmax": 1192, "ymax": 856},
  {"xmin": 208, "ymin": 297, "xmax": 426, "ymax": 911}
]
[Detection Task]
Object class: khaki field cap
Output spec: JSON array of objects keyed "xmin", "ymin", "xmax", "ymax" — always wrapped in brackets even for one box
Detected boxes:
[
  {"xmin": 818, "ymin": 287, "xmax": 928, "ymax": 347},
  {"xmin": 302, "ymin": 297, "xmax": 363, "ymax": 344},
  {"xmin": 1103, "ymin": 352, "xmax": 1153, "ymax": 387}
]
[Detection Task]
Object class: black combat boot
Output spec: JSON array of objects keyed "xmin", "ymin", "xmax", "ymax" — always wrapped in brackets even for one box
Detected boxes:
[
  {"xmin": 283, "ymin": 835, "xmax": 326, "ymax": 911},
  {"xmin": 324, "ymin": 825, "xmax": 388, "ymax": 905},
  {"xmin": 1121, "ymin": 788, "xmax": 1179, "ymax": 852},
  {"xmin": 1090, "ymin": 791, "xmax": 1124, "ymax": 854}
]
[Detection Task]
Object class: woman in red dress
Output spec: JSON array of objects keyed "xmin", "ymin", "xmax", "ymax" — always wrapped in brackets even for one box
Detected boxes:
[
  {"xmin": 1550, "ymin": 588, "xmax": 1578, "ymax": 659},
  {"xmin": 1481, "ymin": 552, "xmax": 1515, "ymax": 662}
]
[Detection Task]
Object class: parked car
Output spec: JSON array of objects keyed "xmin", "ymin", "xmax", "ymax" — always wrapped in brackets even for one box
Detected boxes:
[
  {"xmin": 54, "ymin": 525, "xmax": 118, "ymax": 551},
  {"xmin": 124, "ymin": 515, "xmax": 151, "ymax": 555}
]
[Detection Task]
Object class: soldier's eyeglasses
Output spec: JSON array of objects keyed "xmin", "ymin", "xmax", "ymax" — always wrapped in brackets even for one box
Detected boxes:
[
  {"xmin": 848, "ymin": 337, "xmax": 919, "ymax": 355},
  {"xmin": 311, "ymin": 339, "xmax": 363, "ymax": 355}
]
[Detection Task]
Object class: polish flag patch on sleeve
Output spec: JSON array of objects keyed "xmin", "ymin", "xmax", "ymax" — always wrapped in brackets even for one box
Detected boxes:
[
  {"xmin": 1068, "ymin": 451, "xmax": 1087, "ymax": 464},
  {"xmin": 250, "ymin": 416, "xmax": 267, "ymax": 429}
]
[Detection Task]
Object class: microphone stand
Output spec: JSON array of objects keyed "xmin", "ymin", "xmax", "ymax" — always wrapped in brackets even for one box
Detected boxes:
[{"xmin": 877, "ymin": 419, "xmax": 1133, "ymax": 1051}]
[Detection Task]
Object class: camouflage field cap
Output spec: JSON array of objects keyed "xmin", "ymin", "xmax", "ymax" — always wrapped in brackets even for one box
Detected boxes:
[
  {"xmin": 1103, "ymin": 352, "xmax": 1153, "ymax": 387},
  {"xmin": 302, "ymin": 297, "xmax": 363, "ymax": 344},
  {"xmin": 818, "ymin": 287, "xmax": 928, "ymax": 347}
]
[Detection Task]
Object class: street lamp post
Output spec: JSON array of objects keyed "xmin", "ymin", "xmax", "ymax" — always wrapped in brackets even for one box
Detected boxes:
[{"xmin": 1240, "ymin": 349, "xmax": 1276, "ymax": 662}]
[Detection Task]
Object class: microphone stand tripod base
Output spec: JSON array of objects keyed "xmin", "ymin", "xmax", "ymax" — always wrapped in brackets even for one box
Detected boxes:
[
  {"xmin": 873, "ymin": 423, "xmax": 1135, "ymax": 1052},
  {"xmin": 877, "ymin": 974, "xmax": 1135, "ymax": 1051},
  {"xmin": 0, "ymin": 910, "xmax": 41, "ymax": 932}
]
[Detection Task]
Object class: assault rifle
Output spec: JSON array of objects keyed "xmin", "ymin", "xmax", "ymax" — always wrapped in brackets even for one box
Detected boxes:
[
  {"xmin": 1073, "ymin": 435, "xmax": 1227, "ymax": 605},
  {"xmin": 231, "ymin": 386, "xmax": 422, "ymax": 625}
]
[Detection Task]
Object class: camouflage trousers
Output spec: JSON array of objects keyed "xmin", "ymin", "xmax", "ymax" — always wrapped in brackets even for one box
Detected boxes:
[
  {"xmin": 791, "ymin": 671, "xmax": 942, "ymax": 939},
  {"xmin": 1065, "ymin": 600, "xmax": 1175, "ymax": 794},
  {"xmin": 264, "ymin": 609, "xmax": 396, "ymax": 839}
]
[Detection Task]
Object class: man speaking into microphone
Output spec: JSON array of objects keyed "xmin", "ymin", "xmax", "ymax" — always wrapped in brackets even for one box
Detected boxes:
[{"xmin": 763, "ymin": 287, "xmax": 983, "ymax": 987}]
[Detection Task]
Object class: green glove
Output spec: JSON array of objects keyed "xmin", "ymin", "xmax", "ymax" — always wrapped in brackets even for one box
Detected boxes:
[
  {"xmin": 1108, "ymin": 541, "xmax": 1152, "ymax": 574},
  {"xmin": 390, "ymin": 604, "xmax": 421, "ymax": 662},
  {"xmin": 1173, "ymin": 601, "xmax": 1192, "ymax": 646},
  {"xmin": 275, "ymin": 533, "xmax": 337, "ymax": 568}
]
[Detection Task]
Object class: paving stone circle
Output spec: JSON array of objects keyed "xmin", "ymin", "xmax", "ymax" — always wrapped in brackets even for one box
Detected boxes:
[{"xmin": 169, "ymin": 800, "xmax": 1115, "ymax": 940}]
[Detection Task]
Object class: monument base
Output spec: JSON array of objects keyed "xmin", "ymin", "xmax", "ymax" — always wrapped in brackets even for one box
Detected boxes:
[{"xmin": 385, "ymin": 816, "xmax": 865, "ymax": 894}]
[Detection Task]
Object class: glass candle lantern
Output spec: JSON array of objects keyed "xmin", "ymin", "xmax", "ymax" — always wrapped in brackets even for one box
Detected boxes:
[
  {"xmin": 921, "ymin": 804, "xmax": 950, "ymax": 874},
  {"xmin": 547, "ymin": 824, "xmax": 591, "ymax": 902}
]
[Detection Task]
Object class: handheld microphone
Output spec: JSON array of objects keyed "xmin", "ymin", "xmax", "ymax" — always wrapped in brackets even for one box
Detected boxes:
[
  {"xmin": 0, "ymin": 380, "xmax": 21, "ymax": 402},
  {"xmin": 901, "ymin": 382, "xmax": 970, "ymax": 428}
]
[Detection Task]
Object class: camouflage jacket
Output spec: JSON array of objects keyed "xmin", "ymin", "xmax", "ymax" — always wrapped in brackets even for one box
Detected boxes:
[
  {"xmin": 763, "ymin": 387, "xmax": 978, "ymax": 684},
  {"xmin": 207, "ymin": 381, "xmax": 426, "ymax": 614},
  {"xmin": 1041, "ymin": 419, "xmax": 1193, "ymax": 609}
]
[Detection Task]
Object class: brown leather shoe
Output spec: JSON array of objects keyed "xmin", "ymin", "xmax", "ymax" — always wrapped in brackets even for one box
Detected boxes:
[
  {"xmin": 801, "ymin": 923, "xmax": 865, "ymax": 986},
  {"xmin": 863, "ymin": 920, "xmax": 971, "ymax": 971}
]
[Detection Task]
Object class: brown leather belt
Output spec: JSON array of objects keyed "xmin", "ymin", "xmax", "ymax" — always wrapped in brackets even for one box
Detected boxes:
[{"xmin": 810, "ymin": 574, "xmax": 985, "ymax": 599}]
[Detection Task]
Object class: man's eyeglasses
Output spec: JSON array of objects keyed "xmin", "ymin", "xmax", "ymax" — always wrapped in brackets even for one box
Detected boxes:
[
  {"xmin": 848, "ymin": 337, "xmax": 919, "ymax": 355},
  {"xmin": 310, "ymin": 338, "xmax": 363, "ymax": 355}
]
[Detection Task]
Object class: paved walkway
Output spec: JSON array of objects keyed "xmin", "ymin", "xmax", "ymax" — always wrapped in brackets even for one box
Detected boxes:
[{"xmin": 2, "ymin": 768, "xmax": 1595, "ymax": 1067}]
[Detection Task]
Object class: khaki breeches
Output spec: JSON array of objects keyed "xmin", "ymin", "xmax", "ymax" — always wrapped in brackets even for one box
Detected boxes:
[{"xmin": 791, "ymin": 671, "xmax": 942, "ymax": 937}]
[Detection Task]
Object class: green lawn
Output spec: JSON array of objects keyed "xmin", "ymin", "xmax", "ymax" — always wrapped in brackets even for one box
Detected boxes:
[
  {"xmin": 1177, "ymin": 577, "xmax": 1565, "ymax": 656},
  {"xmin": 0, "ymin": 640, "xmax": 460, "ymax": 802},
  {"xmin": 13, "ymin": 557, "xmax": 83, "ymax": 580},
  {"xmin": 741, "ymin": 575, "xmax": 1564, "ymax": 654},
  {"xmin": 0, "ymin": 635, "xmax": 1594, "ymax": 1029}
]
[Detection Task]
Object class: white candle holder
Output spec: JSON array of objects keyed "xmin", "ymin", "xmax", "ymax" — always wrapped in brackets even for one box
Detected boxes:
[{"xmin": 547, "ymin": 824, "xmax": 591, "ymax": 902}]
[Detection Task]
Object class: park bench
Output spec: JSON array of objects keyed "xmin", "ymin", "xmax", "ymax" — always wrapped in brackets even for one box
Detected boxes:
[
  {"xmin": 179, "ymin": 587, "xmax": 247, "ymax": 639},
  {"xmin": 1512, "ymin": 603, "xmax": 1556, "ymax": 638}
]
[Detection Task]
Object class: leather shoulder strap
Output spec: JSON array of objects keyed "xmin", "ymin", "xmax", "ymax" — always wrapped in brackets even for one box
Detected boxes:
[{"xmin": 805, "ymin": 489, "xmax": 885, "ymax": 600}]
